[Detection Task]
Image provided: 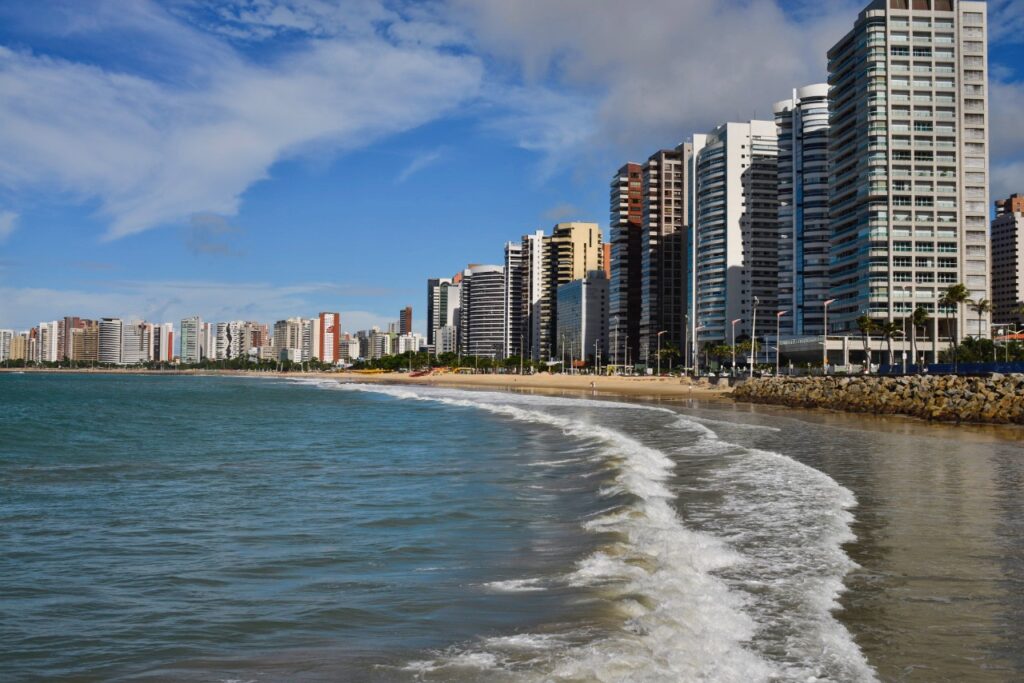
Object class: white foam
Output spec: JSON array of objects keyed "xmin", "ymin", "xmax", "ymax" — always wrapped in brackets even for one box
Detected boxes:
[
  {"xmin": 314, "ymin": 382, "xmax": 874, "ymax": 682},
  {"xmin": 483, "ymin": 578, "xmax": 547, "ymax": 593}
]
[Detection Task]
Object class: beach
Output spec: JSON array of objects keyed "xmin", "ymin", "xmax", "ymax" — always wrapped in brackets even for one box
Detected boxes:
[{"xmin": 0, "ymin": 367, "xmax": 732, "ymax": 400}]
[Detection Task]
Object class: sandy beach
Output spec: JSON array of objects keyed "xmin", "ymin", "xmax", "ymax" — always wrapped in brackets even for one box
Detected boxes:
[
  {"xmin": 0, "ymin": 367, "xmax": 732, "ymax": 400},
  {"xmin": 333, "ymin": 371, "xmax": 732, "ymax": 400}
]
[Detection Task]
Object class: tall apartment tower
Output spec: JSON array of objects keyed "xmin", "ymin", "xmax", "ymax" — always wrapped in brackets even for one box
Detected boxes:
[
  {"xmin": 180, "ymin": 316, "xmax": 202, "ymax": 364},
  {"xmin": 519, "ymin": 230, "xmax": 549, "ymax": 361},
  {"xmin": 0, "ymin": 329, "xmax": 12, "ymax": 362},
  {"xmin": 320, "ymin": 312, "xmax": 342, "ymax": 364},
  {"xmin": 547, "ymin": 222, "xmax": 603, "ymax": 360},
  {"xmin": 398, "ymin": 307, "xmax": 412, "ymax": 336},
  {"xmin": 609, "ymin": 162, "xmax": 644, "ymax": 366},
  {"xmin": 503, "ymin": 241, "xmax": 524, "ymax": 358},
  {"xmin": 460, "ymin": 265, "xmax": 506, "ymax": 359},
  {"xmin": 775, "ymin": 85, "xmax": 831, "ymax": 337},
  {"xmin": 98, "ymin": 318, "xmax": 123, "ymax": 365},
  {"xmin": 640, "ymin": 146, "xmax": 690, "ymax": 365},
  {"xmin": 828, "ymin": 0, "xmax": 990, "ymax": 346},
  {"xmin": 426, "ymin": 279, "xmax": 443, "ymax": 346},
  {"xmin": 992, "ymin": 193, "xmax": 1024, "ymax": 325},
  {"xmin": 691, "ymin": 121, "xmax": 780, "ymax": 345}
]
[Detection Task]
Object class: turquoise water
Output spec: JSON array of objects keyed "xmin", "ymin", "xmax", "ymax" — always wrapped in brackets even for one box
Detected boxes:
[{"xmin": 2, "ymin": 374, "xmax": 1024, "ymax": 681}]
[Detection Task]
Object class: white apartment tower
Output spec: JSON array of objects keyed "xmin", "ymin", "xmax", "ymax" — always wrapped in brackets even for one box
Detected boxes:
[
  {"xmin": 519, "ymin": 230, "xmax": 549, "ymax": 361},
  {"xmin": 503, "ymin": 241, "xmax": 524, "ymax": 358},
  {"xmin": 828, "ymin": 0, "xmax": 990, "ymax": 348},
  {"xmin": 180, "ymin": 316, "xmax": 202, "ymax": 364},
  {"xmin": 775, "ymin": 84, "xmax": 831, "ymax": 337},
  {"xmin": 460, "ymin": 265, "xmax": 506, "ymax": 359},
  {"xmin": 98, "ymin": 318, "xmax": 123, "ymax": 365},
  {"xmin": 691, "ymin": 121, "xmax": 780, "ymax": 346}
]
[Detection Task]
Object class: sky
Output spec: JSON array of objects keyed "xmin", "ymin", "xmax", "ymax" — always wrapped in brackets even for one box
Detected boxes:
[{"xmin": 0, "ymin": 0, "xmax": 1022, "ymax": 335}]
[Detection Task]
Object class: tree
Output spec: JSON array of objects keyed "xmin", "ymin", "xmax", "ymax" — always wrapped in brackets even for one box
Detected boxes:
[
  {"xmin": 880, "ymin": 320, "xmax": 903, "ymax": 367},
  {"xmin": 911, "ymin": 306, "xmax": 930, "ymax": 369},
  {"xmin": 969, "ymin": 298, "xmax": 991, "ymax": 339},
  {"xmin": 856, "ymin": 314, "xmax": 878, "ymax": 372},
  {"xmin": 939, "ymin": 283, "xmax": 969, "ymax": 372}
]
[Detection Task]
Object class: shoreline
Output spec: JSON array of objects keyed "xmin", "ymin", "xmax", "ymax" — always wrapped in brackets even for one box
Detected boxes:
[{"xmin": 0, "ymin": 367, "xmax": 732, "ymax": 401}]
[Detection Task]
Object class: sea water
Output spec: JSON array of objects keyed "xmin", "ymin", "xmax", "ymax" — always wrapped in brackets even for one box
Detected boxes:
[{"xmin": 2, "ymin": 374, "xmax": 1023, "ymax": 681}]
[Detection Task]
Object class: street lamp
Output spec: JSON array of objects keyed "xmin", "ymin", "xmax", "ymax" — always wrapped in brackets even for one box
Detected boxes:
[
  {"xmin": 776, "ymin": 310, "xmax": 788, "ymax": 377},
  {"xmin": 656, "ymin": 330, "xmax": 667, "ymax": 376},
  {"xmin": 731, "ymin": 318, "xmax": 742, "ymax": 376},
  {"xmin": 749, "ymin": 297, "xmax": 760, "ymax": 379},
  {"xmin": 997, "ymin": 328, "xmax": 1004, "ymax": 363},
  {"xmin": 823, "ymin": 299, "xmax": 836, "ymax": 374}
]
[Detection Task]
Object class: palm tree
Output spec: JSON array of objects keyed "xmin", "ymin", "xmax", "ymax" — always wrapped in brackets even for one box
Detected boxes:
[
  {"xmin": 856, "ymin": 314, "xmax": 878, "ymax": 372},
  {"xmin": 881, "ymin": 320, "xmax": 903, "ymax": 367},
  {"xmin": 969, "ymin": 298, "xmax": 991, "ymax": 340},
  {"xmin": 939, "ymin": 283, "xmax": 970, "ymax": 372},
  {"xmin": 911, "ymin": 306, "xmax": 930, "ymax": 369}
]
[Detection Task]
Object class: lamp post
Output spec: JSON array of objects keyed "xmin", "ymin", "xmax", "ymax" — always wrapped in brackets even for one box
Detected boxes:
[
  {"xmin": 776, "ymin": 311, "xmax": 788, "ymax": 376},
  {"xmin": 823, "ymin": 298, "xmax": 836, "ymax": 374},
  {"xmin": 731, "ymin": 318, "xmax": 741, "ymax": 376},
  {"xmin": 656, "ymin": 330, "xmax": 667, "ymax": 376},
  {"xmin": 997, "ymin": 328, "xmax": 1004, "ymax": 363},
  {"xmin": 750, "ymin": 297, "xmax": 760, "ymax": 378}
]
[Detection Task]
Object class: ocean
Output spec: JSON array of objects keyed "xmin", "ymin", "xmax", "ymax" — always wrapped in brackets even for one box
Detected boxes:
[{"xmin": 2, "ymin": 373, "xmax": 1023, "ymax": 681}]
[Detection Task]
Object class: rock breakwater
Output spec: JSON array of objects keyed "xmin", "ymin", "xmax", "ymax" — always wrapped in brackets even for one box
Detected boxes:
[{"xmin": 732, "ymin": 374, "xmax": 1024, "ymax": 424}]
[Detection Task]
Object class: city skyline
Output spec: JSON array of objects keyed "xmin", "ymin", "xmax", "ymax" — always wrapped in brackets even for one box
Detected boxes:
[{"xmin": 2, "ymin": 1, "xmax": 1023, "ymax": 332}]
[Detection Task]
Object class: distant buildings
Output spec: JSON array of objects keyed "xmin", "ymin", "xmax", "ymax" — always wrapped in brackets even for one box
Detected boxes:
[
  {"xmin": 180, "ymin": 317, "xmax": 203, "ymax": 363},
  {"xmin": 992, "ymin": 194, "xmax": 1024, "ymax": 326},
  {"xmin": 320, "ymin": 312, "xmax": 341, "ymax": 364},
  {"xmin": 609, "ymin": 163, "xmax": 643, "ymax": 366}
]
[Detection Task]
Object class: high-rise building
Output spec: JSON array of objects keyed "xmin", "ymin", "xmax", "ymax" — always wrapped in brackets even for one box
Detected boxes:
[
  {"xmin": 120, "ymin": 321, "xmax": 146, "ymax": 365},
  {"xmin": 640, "ymin": 147, "xmax": 690, "ymax": 365},
  {"xmin": 399, "ymin": 307, "xmax": 415, "ymax": 335},
  {"xmin": 427, "ymin": 278, "xmax": 444, "ymax": 347},
  {"xmin": 691, "ymin": 121, "xmax": 779, "ymax": 346},
  {"xmin": 319, "ymin": 312, "xmax": 341, "ymax": 364},
  {"xmin": 503, "ymin": 241, "xmax": 524, "ymax": 358},
  {"xmin": 828, "ymin": 0, "xmax": 990, "ymax": 351},
  {"xmin": 0, "ymin": 329, "xmax": 12, "ymax": 362},
  {"xmin": 201, "ymin": 322, "xmax": 215, "ymax": 361},
  {"xmin": 151, "ymin": 322, "xmax": 174, "ymax": 362},
  {"xmin": 992, "ymin": 193, "xmax": 1024, "ymax": 325},
  {"xmin": 180, "ymin": 316, "xmax": 203, "ymax": 364},
  {"xmin": 460, "ymin": 264, "xmax": 506, "ymax": 359},
  {"xmin": 273, "ymin": 318, "xmax": 303, "ymax": 361},
  {"xmin": 99, "ymin": 318, "xmax": 123, "ymax": 365},
  {"xmin": 775, "ymin": 84, "xmax": 831, "ymax": 337},
  {"xmin": 9, "ymin": 332, "xmax": 28, "ymax": 361},
  {"xmin": 37, "ymin": 321, "xmax": 59, "ymax": 362},
  {"xmin": 519, "ymin": 230, "xmax": 549, "ymax": 361},
  {"xmin": 609, "ymin": 162, "xmax": 644, "ymax": 367},
  {"xmin": 547, "ymin": 222, "xmax": 603, "ymax": 359},
  {"xmin": 72, "ymin": 320, "xmax": 99, "ymax": 363},
  {"xmin": 556, "ymin": 270, "xmax": 609, "ymax": 366},
  {"xmin": 58, "ymin": 316, "xmax": 84, "ymax": 361},
  {"xmin": 301, "ymin": 317, "xmax": 321, "ymax": 362}
]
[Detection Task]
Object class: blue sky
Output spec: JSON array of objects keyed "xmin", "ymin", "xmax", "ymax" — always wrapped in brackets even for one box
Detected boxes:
[{"xmin": 1, "ymin": 0, "xmax": 1022, "ymax": 335}]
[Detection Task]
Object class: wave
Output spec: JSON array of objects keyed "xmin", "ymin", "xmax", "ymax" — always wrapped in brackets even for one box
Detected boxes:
[{"xmin": 304, "ymin": 381, "xmax": 874, "ymax": 682}]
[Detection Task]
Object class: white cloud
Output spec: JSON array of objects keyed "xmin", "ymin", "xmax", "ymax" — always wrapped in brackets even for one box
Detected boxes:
[
  {"xmin": 396, "ymin": 147, "xmax": 447, "ymax": 183},
  {"xmin": 0, "ymin": 1, "xmax": 483, "ymax": 239},
  {"xmin": 450, "ymin": 0, "xmax": 861, "ymax": 157},
  {"xmin": 0, "ymin": 211, "xmax": 17, "ymax": 243},
  {"xmin": 0, "ymin": 280, "xmax": 395, "ymax": 332},
  {"xmin": 988, "ymin": 0, "xmax": 1024, "ymax": 46}
]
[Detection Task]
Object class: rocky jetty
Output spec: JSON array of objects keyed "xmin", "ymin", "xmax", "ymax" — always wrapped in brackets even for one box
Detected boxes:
[{"xmin": 732, "ymin": 374, "xmax": 1024, "ymax": 424}]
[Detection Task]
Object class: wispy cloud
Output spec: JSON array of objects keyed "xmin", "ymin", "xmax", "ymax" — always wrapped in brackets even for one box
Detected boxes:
[
  {"xmin": 396, "ymin": 147, "xmax": 447, "ymax": 183},
  {"xmin": 0, "ymin": 1, "xmax": 483, "ymax": 240},
  {"xmin": 184, "ymin": 213, "xmax": 244, "ymax": 257},
  {"xmin": 0, "ymin": 211, "xmax": 17, "ymax": 243},
  {"xmin": 542, "ymin": 202, "xmax": 581, "ymax": 222}
]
